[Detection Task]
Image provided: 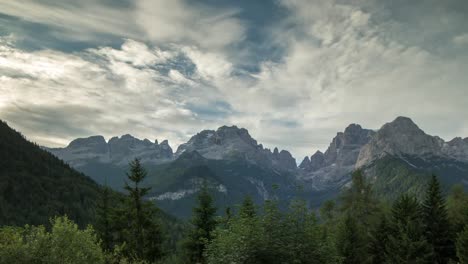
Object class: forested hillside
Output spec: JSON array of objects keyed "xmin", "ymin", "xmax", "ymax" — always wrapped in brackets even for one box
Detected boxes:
[{"xmin": 0, "ymin": 120, "xmax": 101, "ymax": 226}]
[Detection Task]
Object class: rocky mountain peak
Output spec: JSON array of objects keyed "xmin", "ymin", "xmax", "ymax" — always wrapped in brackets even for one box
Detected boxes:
[
  {"xmin": 175, "ymin": 126, "xmax": 295, "ymax": 172},
  {"xmin": 67, "ymin": 135, "xmax": 108, "ymax": 154},
  {"xmin": 299, "ymin": 124, "xmax": 374, "ymax": 191},
  {"xmin": 355, "ymin": 117, "xmax": 443, "ymax": 167},
  {"xmin": 47, "ymin": 133, "xmax": 173, "ymax": 167},
  {"xmin": 379, "ymin": 116, "xmax": 424, "ymax": 137},
  {"xmin": 299, "ymin": 156, "xmax": 310, "ymax": 169}
]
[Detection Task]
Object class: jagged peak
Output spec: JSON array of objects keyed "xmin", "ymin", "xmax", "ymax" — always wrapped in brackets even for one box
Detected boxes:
[
  {"xmin": 311, "ymin": 150, "xmax": 324, "ymax": 157},
  {"xmin": 377, "ymin": 116, "xmax": 425, "ymax": 137},
  {"xmin": 273, "ymin": 147, "xmax": 279, "ymax": 155},
  {"xmin": 344, "ymin": 123, "xmax": 363, "ymax": 133},
  {"xmin": 299, "ymin": 156, "xmax": 310, "ymax": 169},
  {"xmin": 387, "ymin": 116, "xmax": 419, "ymax": 129}
]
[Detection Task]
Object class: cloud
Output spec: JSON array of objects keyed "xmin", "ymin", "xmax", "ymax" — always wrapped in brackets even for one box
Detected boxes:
[
  {"xmin": 0, "ymin": 0, "xmax": 246, "ymax": 51},
  {"xmin": 0, "ymin": 37, "xmax": 226, "ymax": 148},
  {"xmin": 1, "ymin": 0, "xmax": 468, "ymax": 161},
  {"xmin": 0, "ymin": 0, "xmax": 140, "ymax": 42},
  {"xmin": 453, "ymin": 33, "xmax": 468, "ymax": 46},
  {"xmin": 135, "ymin": 0, "xmax": 246, "ymax": 50}
]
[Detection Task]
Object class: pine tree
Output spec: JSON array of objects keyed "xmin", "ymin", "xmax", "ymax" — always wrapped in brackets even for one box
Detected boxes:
[
  {"xmin": 386, "ymin": 194, "xmax": 432, "ymax": 264},
  {"xmin": 95, "ymin": 186, "xmax": 113, "ymax": 252},
  {"xmin": 340, "ymin": 170, "xmax": 379, "ymax": 227},
  {"xmin": 184, "ymin": 184, "xmax": 217, "ymax": 263},
  {"xmin": 422, "ymin": 175, "xmax": 456, "ymax": 263},
  {"xmin": 123, "ymin": 158, "xmax": 162, "ymax": 262},
  {"xmin": 239, "ymin": 195, "xmax": 256, "ymax": 219},
  {"xmin": 336, "ymin": 213, "xmax": 366, "ymax": 264},
  {"xmin": 447, "ymin": 184, "xmax": 468, "ymax": 235},
  {"xmin": 457, "ymin": 226, "xmax": 468, "ymax": 264},
  {"xmin": 367, "ymin": 214, "xmax": 390, "ymax": 264}
]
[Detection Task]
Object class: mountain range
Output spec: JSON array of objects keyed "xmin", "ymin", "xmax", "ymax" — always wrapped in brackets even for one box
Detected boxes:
[{"xmin": 45, "ymin": 116, "xmax": 468, "ymax": 218}]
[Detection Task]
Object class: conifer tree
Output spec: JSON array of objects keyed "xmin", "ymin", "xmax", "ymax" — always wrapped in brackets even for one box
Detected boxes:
[
  {"xmin": 184, "ymin": 184, "xmax": 217, "ymax": 264},
  {"xmin": 336, "ymin": 213, "xmax": 366, "ymax": 264},
  {"xmin": 123, "ymin": 158, "xmax": 162, "ymax": 262},
  {"xmin": 422, "ymin": 175, "xmax": 456, "ymax": 263},
  {"xmin": 457, "ymin": 226, "xmax": 468, "ymax": 264},
  {"xmin": 340, "ymin": 170, "xmax": 379, "ymax": 227},
  {"xmin": 239, "ymin": 195, "xmax": 256, "ymax": 218},
  {"xmin": 95, "ymin": 185, "xmax": 113, "ymax": 252},
  {"xmin": 386, "ymin": 195, "xmax": 431, "ymax": 263},
  {"xmin": 367, "ymin": 214, "xmax": 390, "ymax": 264}
]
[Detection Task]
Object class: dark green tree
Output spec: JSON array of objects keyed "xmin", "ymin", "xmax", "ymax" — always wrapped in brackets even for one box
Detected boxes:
[
  {"xmin": 447, "ymin": 184, "xmax": 468, "ymax": 235},
  {"xmin": 123, "ymin": 158, "xmax": 162, "ymax": 262},
  {"xmin": 239, "ymin": 195, "xmax": 256, "ymax": 219},
  {"xmin": 95, "ymin": 185, "xmax": 113, "ymax": 252},
  {"xmin": 340, "ymin": 170, "xmax": 379, "ymax": 227},
  {"xmin": 367, "ymin": 214, "xmax": 390, "ymax": 264},
  {"xmin": 183, "ymin": 184, "xmax": 217, "ymax": 263},
  {"xmin": 422, "ymin": 175, "xmax": 456, "ymax": 263},
  {"xmin": 336, "ymin": 213, "xmax": 366, "ymax": 264},
  {"xmin": 386, "ymin": 195, "xmax": 432, "ymax": 264},
  {"xmin": 457, "ymin": 226, "xmax": 468, "ymax": 264}
]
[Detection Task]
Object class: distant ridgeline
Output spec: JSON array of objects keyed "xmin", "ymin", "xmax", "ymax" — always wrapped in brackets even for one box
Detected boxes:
[{"xmin": 43, "ymin": 116, "xmax": 468, "ymax": 218}]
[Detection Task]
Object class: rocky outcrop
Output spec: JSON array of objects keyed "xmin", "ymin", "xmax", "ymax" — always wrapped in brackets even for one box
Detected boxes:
[
  {"xmin": 47, "ymin": 134, "xmax": 173, "ymax": 167},
  {"xmin": 299, "ymin": 123, "xmax": 375, "ymax": 190},
  {"xmin": 355, "ymin": 116, "xmax": 468, "ymax": 167},
  {"xmin": 176, "ymin": 126, "xmax": 296, "ymax": 172}
]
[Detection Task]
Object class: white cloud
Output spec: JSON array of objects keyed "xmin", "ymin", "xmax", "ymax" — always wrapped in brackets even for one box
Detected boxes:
[
  {"xmin": 1, "ymin": 0, "xmax": 468, "ymax": 161},
  {"xmin": 453, "ymin": 33, "xmax": 468, "ymax": 46},
  {"xmin": 0, "ymin": 38, "xmax": 219, "ymax": 148},
  {"xmin": 135, "ymin": 0, "xmax": 245, "ymax": 50},
  {"xmin": 0, "ymin": 0, "xmax": 140, "ymax": 41}
]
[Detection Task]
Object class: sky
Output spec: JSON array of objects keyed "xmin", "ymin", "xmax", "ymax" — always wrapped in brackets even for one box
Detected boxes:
[{"xmin": 0, "ymin": 0, "xmax": 468, "ymax": 161}]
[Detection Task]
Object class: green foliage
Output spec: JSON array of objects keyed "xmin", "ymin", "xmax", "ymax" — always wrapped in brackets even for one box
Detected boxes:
[
  {"xmin": 422, "ymin": 175, "xmax": 456, "ymax": 263},
  {"xmin": 367, "ymin": 155, "xmax": 431, "ymax": 201},
  {"xmin": 457, "ymin": 226, "xmax": 468, "ymax": 264},
  {"xmin": 340, "ymin": 170, "xmax": 380, "ymax": 227},
  {"xmin": 95, "ymin": 186, "xmax": 114, "ymax": 252},
  {"xmin": 367, "ymin": 214, "xmax": 390, "ymax": 264},
  {"xmin": 0, "ymin": 216, "xmax": 105, "ymax": 264},
  {"xmin": 239, "ymin": 195, "xmax": 256, "ymax": 219},
  {"xmin": 447, "ymin": 184, "xmax": 468, "ymax": 235},
  {"xmin": 183, "ymin": 184, "xmax": 217, "ymax": 263},
  {"xmin": 336, "ymin": 213, "xmax": 366, "ymax": 264},
  {"xmin": 206, "ymin": 198, "xmax": 339, "ymax": 264},
  {"xmin": 386, "ymin": 195, "xmax": 432, "ymax": 263},
  {"xmin": 206, "ymin": 212, "xmax": 263, "ymax": 263},
  {"xmin": 0, "ymin": 120, "xmax": 100, "ymax": 227},
  {"xmin": 108, "ymin": 159, "xmax": 163, "ymax": 263}
]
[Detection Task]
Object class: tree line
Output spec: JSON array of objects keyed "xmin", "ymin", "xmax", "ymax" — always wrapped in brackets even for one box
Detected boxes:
[{"xmin": 1, "ymin": 159, "xmax": 468, "ymax": 264}]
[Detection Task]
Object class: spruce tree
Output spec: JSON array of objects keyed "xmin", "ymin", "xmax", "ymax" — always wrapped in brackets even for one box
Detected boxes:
[
  {"xmin": 184, "ymin": 184, "xmax": 217, "ymax": 263},
  {"xmin": 336, "ymin": 213, "xmax": 366, "ymax": 264},
  {"xmin": 95, "ymin": 186, "xmax": 113, "ymax": 252},
  {"xmin": 386, "ymin": 194, "xmax": 431, "ymax": 263},
  {"xmin": 457, "ymin": 226, "xmax": 468, "ymax": 264},
  {"xmin": 422, "ymin": 175, "xmax": 456, "ymax": 263},
  {"xmin": 367, "ymin": 214, "xmax": 390, "ymax": 264},
  {"xmin": 340, "ymin": 170, "xmax": 379, "ymax": 227},
  {"xmin": 239, "ymin": 195, "xmax": 256, "ymax": 218},
  {"xmin": 123, "ymin": 158, "xmax": 162, "ymax": 262}
]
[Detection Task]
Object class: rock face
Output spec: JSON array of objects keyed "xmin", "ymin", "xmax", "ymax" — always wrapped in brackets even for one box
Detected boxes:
[
  {"xmin": 300, "ymin": 116, "xmax": 468, "ymax": 191},
  {"xmin": 47, "ymin": 126, "xmax": 296, "ymax": 172},
  {"xmin": 299, "ymin": 124, "xmax": 375, "ymax": 190},
  {"xmin": 176, "ymin": 126, "xmax": 296, "ymax": 172},
  {"xmin": 356, "ymin": 116, "xmax": 468, "ymax": 167},
  {"xmin": 47, "ymin": 134, "xmax": 173, "ymax": 167}
]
